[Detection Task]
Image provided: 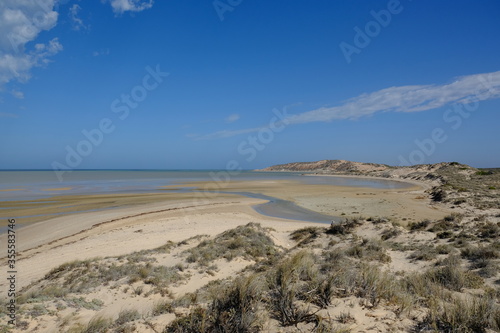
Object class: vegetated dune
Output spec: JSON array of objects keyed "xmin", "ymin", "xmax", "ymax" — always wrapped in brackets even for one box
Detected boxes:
[{"xmin": 1, "ymin": 161, "xmax": 499, "ymax": 332}]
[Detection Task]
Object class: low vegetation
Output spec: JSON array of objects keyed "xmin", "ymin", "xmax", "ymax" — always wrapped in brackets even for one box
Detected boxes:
[
  {"xmin": 183, "ymin": 222, "xmax": 279, "ymax": 266},
  {"xmin": 5, "ymin": 197, "xmax": 500, "ymax": 333}
]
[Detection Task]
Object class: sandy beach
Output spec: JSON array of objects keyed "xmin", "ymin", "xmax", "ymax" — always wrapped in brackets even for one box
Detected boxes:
[
  {"xmin": 0, "ymin": 177, "xmax": 452, "ymax": 292},
  {"xmin": 0, "ymin": 176, "xmax": 460, "ymax": 332}
]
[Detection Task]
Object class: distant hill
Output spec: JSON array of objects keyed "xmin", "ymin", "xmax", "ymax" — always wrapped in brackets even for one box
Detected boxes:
[
  {"xmin": 257, "ymin": 159, "xmax": 391, "ymax": 173},
  {"xmin": 257, "ymin": 159, "xmax": 474, "ymax": 180},
  {"xmin": 258, "ymin": 160, "xmax": 500, "ymax": 210}
]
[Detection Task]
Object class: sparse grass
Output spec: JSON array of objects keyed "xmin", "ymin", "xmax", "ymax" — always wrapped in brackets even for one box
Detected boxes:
[
  {"xmin": 345, "ymin": 238, "xmax": 391, "ymax": 263},
  {"xmin": 461, "ymin": 244, "xmax": 499, "ymax": 261},
  {"xmin": 290, "ymin": 226, "xmax": 324, "ymax": 246},
  {"xmin": 417, "ymin": 294, "xmax": 500, "ymax": 332},
  {"xmin": 164, "ymin": 275, "xmax": 263, "ymax": 333},
  {"xmin": 152, "ymin": 300, "xmax": 174, "ymax": 316},
  {"xmin": 425, "ymin": 256, "xmax": 484, "ymax": 291},
  {"xmin": 17, "ymin": 285, "xmax": 69, "ymax": 304},
  {"xmin": 80, "ymin": 316, "xmax": 112, "ymax": 333},
  {"xmin": 27, "ymin": 304, "xmax": 48, "ymax": 318},
  {"xmin": 336, "ymin": 311, "xmax": 356, "ymax": 324},
  {"xmin": 65, "ymin": 297, "xmax": 104, "ymax": 310},
  {"xmin": 184, "ymin": 223, "xmax": 277, "ymax": 266},
  {"xmin": 33, "ymin": 257, "xmax": 183, "ymax": 297},
  {"xmin": 268, "ymin": 251, "xmax": 318, "ymax": 326},
  {"xmin": 115, "ymin": 309, "xmax": 141, "ymax": 325},
  {"xmin": 409, "ymin": 244, "xmax": 438, "ymax": 261},
  {"xmin": 478, "ymin": 221, "xmax": 500, "ymax": 239}
]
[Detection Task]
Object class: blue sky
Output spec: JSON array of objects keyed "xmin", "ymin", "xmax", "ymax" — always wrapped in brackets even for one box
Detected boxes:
[{"xmin": 1, "ymin": 0, "xmax": 500, "ymax": 170}]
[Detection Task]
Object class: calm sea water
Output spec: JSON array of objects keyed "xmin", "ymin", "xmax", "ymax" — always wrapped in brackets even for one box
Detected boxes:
[
  {"xmin": 0, "ymin": 170, "xmax": 412, "ymax": 228},
  {"xmin": 0, "ymin": 170, "xmax": 409, "ymax": 202}
]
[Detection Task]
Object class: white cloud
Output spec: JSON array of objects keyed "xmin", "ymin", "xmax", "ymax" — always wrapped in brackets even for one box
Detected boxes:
[
  {"xmin": 11, "ymin": 89, "xmax": 24, "ymax": 99},
  {"xmin": 0, "ymin": 37, "xmax": 62, "ymax": 86},
  {"xmin": 286, "ymin": 71, "xmax": 500, "ymax": 125},
  {"xmin": 0, "ymin": 0, "xmax": 61, "ymax": 87},
  {"xmin": 69, "ymin": 4, "xmax": 88, "ymax": 31},
  {"xmin": 225, "ymin": 113, "xmax": 240, "ymax": 123},
  {"xmin": 197, "ymin": 71, "xmax": 500, "ymax": 139},
  {"xmin": 107, "ymin": 0, "xmax": 154, "ymax": 14}
]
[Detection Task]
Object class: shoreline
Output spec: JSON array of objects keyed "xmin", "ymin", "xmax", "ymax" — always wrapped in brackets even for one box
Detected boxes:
[
  {"xmin": 301, "ymin": 172, "xmax": 431, "ymax": 190},
  {"xmin": 0, "ymin": 175, "xmax": 451, "ymax": 297},
  {"xmin": 0, "ymin": 195, "xmax": 319, "ymax": 297}
]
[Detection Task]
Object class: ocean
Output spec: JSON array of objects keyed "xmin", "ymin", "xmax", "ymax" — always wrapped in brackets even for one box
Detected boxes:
[
  {"xmin": 0, "ymin": 170, "xmax": 408, "ymax": 201},
  {"xmin": 0, "ymin": 170, "xmax": 410, "ymax": 227}
]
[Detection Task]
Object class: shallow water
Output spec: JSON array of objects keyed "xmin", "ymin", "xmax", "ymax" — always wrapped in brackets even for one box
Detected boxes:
[
  {"xmin": 0, "ymin": 170, "xmax": 411, "ymax": 227},
  {"xmin": 0, "ymin": 170, "xmax": 409, "ymax": 200},
  {"xmin": 226, "ymin": 191, "xmax": 342, "ymax": 224}
]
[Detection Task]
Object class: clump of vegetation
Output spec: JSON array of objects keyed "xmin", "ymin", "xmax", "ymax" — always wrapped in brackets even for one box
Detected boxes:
[
  {"xmin": 327, "ymin": 218, "xmax": 362, "ymax": 235},
  {"xmin": 345, "ymin": 238, "xmax": 391, "ymax": 263},
  {"xmin": 115, "ymin": 309, "xmax": 141, "ymax": 325},
  {"xmin": 430, "ymin": 188, "xmax": 446, "ymax": 202},
  {"xmin": 268, "ymin": 251, "xmax": 318, "ymax": 326},
  {"xmin": 417, "ymin": 294, "xmax": 500, "ymax": 332},
  {"xmin": 69, "ymin": 316, "xmax": 112, "ymax": 333},
  {"xmin": 478, "ymin": 222, "xmax": 500, "ymax": 239},
  {"xmin": 184, "ymin": 223, "xmax": 278, "ymax": 266},
  {"xmin": 409, "ymin": 219, "xmax": 431, "ymax": 232},
  {"xmin": 461, "ymin": 244, "xmax": 499, "ymax": 261},
  {"xmin": 165, "ymin": 275, "xmax": 263, "ymax": 333},
  {"xmin": 152, "ymin": 300, "xmax": 174, "ymax": 316},
  {"xmin": 290, "ymin": 226, "xmax": 324, "ymax": 246},
  {"xmin": 425, "ymin": 256, "xmax": 484, "ymax": 291},
  {"xmin": 381, "ymin": 227, "xmax": 401, "ymax": 240},
  {"xmin": 409, "ymin": 244, "xmax": 438, "ymax": 261},
  {"xmin": 366, "ymin": 216, "xmax": 390, "ymax": 224},
  {"xmin": 475, "ymin": 170, "xmax": 493, "ymax": 176}
]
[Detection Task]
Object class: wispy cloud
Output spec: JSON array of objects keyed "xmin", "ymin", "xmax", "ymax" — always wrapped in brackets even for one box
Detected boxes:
[
  {"xmin": 92, "ymin": 48, "xmax": 110, "ymax": 57},
  {"xmin": 69, "ymin": 4, "xmax": 89, "ymax": 31},
  {"xmin": 107, "ymin": 0, "xmax": 154, "ymax": 15},
  {"xmin": 196, "ymin": 71, "xmax": 500, "ymax": 140},
  {"xmin": 0, "ymin": 112, "xmax": 18, "ymax": 118},
  {"xmin": 10, "ymin": 89, "xmax": 23, "ymax": 99},
  {"xmin": 193, "ymin": 126, "xmax": 265, "ymax": 140},
  {"xmin": 225, "ymin": 113, "xmax": 240, "ymax": 123}
]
